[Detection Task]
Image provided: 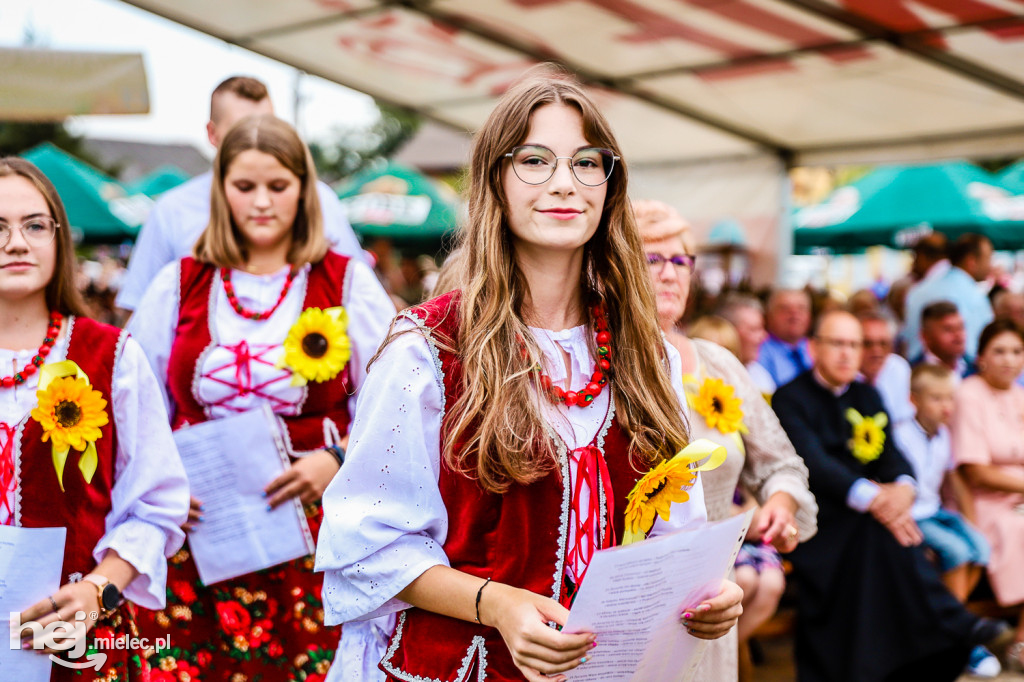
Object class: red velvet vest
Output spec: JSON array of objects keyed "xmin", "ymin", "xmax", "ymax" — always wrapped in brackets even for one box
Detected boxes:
[
  {"xmin": 380, "ymin": 292, "xmax": 647, "ymax": 682},
  {"xmin": 17, "ymin": 317, "xmax": 122, "ymax": 583},
  {"xmin": 166, "ymin": 253, "xmax": 353, "ymax": 454}
]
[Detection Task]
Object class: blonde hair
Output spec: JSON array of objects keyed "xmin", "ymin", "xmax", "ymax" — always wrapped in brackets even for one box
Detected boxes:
[
  {"xmin": 690, "ymin": 316, "xmax": 741, "ymax": 359},
  {"xmin": 380, "ymin": 65, "xmax": 689, "ymax": 494},
  {"xmin": 0, "ymin": 157, "xmax": 89, "ymax": 317},
  {"xmin": 633, "ymin": 199, "xmax": 695, "ymax": 253},
  {"xmin": 194, "ymin": 115, "xmax": 328, "ymax": 269},
  {"xmin": 910, "ymin": 363, "xmax": 953, "ymax": 395}
]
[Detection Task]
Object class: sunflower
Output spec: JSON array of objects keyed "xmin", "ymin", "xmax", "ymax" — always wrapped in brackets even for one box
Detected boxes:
[
  {"xmin": 32, "ymin": 373, "xmax": 109, "ymax": 490},
  {"xmin": 846, "ymin": 408, "xmax": 887, "ymax": 464},
  {"xmin": 687, "ymin": 376, "xmax": 746, "ymax": 435},
  {"xmin": 623, "ymin": 439, "xmax": 726, "ymax": 545},
  {"xmin": 278, "ymin": 307, "xmax": 351, "ymax": 386}
]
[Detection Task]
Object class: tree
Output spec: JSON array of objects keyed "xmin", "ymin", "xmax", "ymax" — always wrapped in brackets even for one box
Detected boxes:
[{"xmin": 309, "ymin": 103, "xmax": 421, "ymax": 184}]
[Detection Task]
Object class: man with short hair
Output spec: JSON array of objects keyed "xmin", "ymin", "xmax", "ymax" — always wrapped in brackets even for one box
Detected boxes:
[
  {"xmin": 116, "ymin": 75, "xmax": 365, "ymax": 311},
  {"xmin": 858, "ymin": 310, "xmax": 913, "ymax": 426},
  {"xmin": 903, "ymin": 233, "xmax": 993, "ymax": 359},
  {"xmin": 773, "ymin": 310, "xmax": 1011, "ymax": 682},
  {"xmin": 717, "ymin": 293, "xmax": 775, "ymax": 395},
  {"xmin": 913, "ymin": 301, "xmax": 974, "ymax": 383},
  {"xmin": 992, "ymin": 289, "xmax": 1024, "ymax": 329},
  {"xmin": 757, "ymin": 288, "xmax": 813, "ymax": 389}
]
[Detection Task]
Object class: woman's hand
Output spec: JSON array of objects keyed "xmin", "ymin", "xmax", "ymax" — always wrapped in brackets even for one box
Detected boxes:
[
  {"xmin": 757, "ymin": 492, "xmax": 800, "ymax": 553},
  {"xmin": 480, "ymin": 583, "xmax": 596, "ymax": 682},
  {"xmin": 183, "ymin": 495, "xmax": 203, "ymax": 531},
  {"xmin": 265, "ymin": 450, "xmax": 341, "ymax": 509},
  {"xmin": 15, "ymin": 580, "xmax": 103, "ymax": 653},
  {"xmin": 681, "ymin": 579, "xmax": 743, "ymax": 640}
]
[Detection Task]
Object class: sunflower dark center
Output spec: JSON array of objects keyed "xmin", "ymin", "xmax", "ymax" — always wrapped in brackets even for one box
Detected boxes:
[
  {"xmin": 301, "ymin": 332, "xmax": 329, "ymax": 358},
  {"xmin": 645, "ymin": 478, "xmax": 668, "ymax": 502},
  {"xmin": 711, "ymin": 397, "xmax": 723, "ymax": 413},
  {"xmin": 55, "ymin": 400, "xmax": 82, "ymax": 428}
]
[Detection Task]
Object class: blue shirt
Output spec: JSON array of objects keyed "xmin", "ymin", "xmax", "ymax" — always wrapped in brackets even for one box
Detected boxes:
[
  {"xmin": 116, "ymin": 172, "xmax": 367, "ymax": 310},
  {"xmin": 758, "ymin": 335, "xmax": 812, "ymax": 389},
  {"xmin": 902, "ymin": 263, "xmax": 992, "ymax": 360}
]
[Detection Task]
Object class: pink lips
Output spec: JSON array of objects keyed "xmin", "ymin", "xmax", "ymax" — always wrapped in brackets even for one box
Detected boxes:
[
  {"xmin": 1, "ymin": 261, "xmax": 34, "ymax": 270},
  {"xmin": 539, "ymin": 208, "xmax": 583, "ymax": 220},
  {"xmin": 251, "ymin": 216, "xmax": 274, "ymax": 225}
]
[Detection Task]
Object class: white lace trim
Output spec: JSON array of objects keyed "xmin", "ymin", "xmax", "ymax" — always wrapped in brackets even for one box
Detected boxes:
[{"xmin": 380, "ymin": 611, "xmax": 489, "ymax": 682}]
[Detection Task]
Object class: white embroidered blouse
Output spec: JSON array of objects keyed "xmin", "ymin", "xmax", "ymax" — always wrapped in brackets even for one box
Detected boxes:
[
  {"xmin": 0, "ymin": 320, "xmax": 189, "ymax": 609},
  {"xmin": 315, "ymin": 317, "xmax": 708, "ymax": 680}
]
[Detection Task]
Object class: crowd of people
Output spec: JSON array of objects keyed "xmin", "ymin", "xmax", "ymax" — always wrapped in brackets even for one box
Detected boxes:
[{"xmin": 2, "ymin": 64, "xmax": 1023, "ymax": 682}]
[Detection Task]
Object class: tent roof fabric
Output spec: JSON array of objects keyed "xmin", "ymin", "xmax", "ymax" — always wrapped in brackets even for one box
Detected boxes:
[{"xmin": 120, "ymin": 0, "xmax": 1024, "ymax": 166}]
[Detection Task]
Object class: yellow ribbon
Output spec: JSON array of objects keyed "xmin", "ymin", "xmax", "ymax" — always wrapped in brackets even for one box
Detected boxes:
[{"xmin": 37, "ymin": 360, "xmax": 99, "ymax": 491}]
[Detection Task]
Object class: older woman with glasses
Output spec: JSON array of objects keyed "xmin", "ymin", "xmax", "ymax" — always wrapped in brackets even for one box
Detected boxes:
[
  {"xmin": 316, "ymin": 67, "xmax": 744, "ymax": 682},
  {"xmin": 635, "ymin": 199, "xmax": 817, "ymax": 681}
]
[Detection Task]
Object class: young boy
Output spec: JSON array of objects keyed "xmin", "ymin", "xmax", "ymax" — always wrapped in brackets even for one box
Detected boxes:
[{"xmin": 895, "ymin": 363, "xmax": 997, "ymax": 676}]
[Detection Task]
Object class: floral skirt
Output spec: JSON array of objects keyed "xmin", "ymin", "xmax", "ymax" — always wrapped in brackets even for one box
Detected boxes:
[
  {"xmin": 134, "ymin": 509, "xmax": 339, "ymax": 682},
  {"xmin": 51, "ymin": 605, "xmax": 149, "ymax": 682}
]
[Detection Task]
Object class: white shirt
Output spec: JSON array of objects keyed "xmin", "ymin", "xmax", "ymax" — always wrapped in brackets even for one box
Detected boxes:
[
  {"xmin": 746, "ymin": 360, "xmax": 776, "ymax": 396},
  {"xmin": 315, "ymin": 319, "xmax": 707, "ymax": 679},
  {"xmin": 893, "ymin": 419, "xmax": 952, "ymax": 520},
  {"xmin": 127, "ymin": 259, "xmax": 395, "ymax": 431},
  {"xmin": 116, "ymin": 172, "xmax": 367, "ymax": 311},
  {"xmin": 0, "ymin": 321, "xmax": 189, "ymax": 609},
  {"xmin": 867, "ymin": 354, "xmax": 914, "ymax": 426}
]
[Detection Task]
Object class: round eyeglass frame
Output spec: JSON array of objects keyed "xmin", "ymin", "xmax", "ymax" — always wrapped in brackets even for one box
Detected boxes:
[
  {"xmin": 646, "ymin": 253, "xmax": 696, "ymax": 272},
  {"xmin": 0, "ymin": 217, "xmax": 60, "ymax": 249},
  {"xmin": 504, "ymin": 145, "xmax": 621, "ymax": 187}
]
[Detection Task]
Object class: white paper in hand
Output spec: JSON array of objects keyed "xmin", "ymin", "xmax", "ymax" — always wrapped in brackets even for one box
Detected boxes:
[{"xmin": 562, "ymin": 511, "xmax": 752, "ymax": 682}]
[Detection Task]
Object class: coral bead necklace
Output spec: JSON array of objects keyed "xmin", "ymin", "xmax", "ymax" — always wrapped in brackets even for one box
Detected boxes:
[
  {"xmin": 533, "ymin": 303, "xmax": 611, "ymax": 408},
  {"xmin": 0, "ymin": 311, "xmax": 62, "ymax": 388},
  {"xmin": 221, "ymin": 267, "xmax": 297, "ymax": 321}
]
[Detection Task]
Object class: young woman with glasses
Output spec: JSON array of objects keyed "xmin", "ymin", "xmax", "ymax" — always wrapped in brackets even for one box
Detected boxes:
[
  {"xmin": 635, "ymin": 198, "xmax": 817, "ymax": 681},
  {"xmin": 316, "ymin": 67, "xmax": 743, "ymax": 682},
  {"xmin": 1, "ymin": 157, "xmax": 189, "ymax": 681}
]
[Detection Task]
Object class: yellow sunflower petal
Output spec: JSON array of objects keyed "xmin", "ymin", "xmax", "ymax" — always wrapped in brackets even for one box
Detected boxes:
[{"xmin": 281, "ymin": 307, "xmax": 352, "ymax": 384}]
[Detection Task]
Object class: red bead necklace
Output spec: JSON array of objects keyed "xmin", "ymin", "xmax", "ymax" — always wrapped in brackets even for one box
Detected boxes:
[
  {"xmin": 533, "ymin": 303, "xmax": 612, "ymax": 408},
  {"xmin": 221, "ymin": 267, "xmax": 297, "ymax": 321},
  {"xmin": 0, "ymin": 311, "xmax": 62, "ymax": 388}
]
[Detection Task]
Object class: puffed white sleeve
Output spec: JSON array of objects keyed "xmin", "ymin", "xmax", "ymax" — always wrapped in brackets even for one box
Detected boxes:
[
  {"xmin": 343, "ymin": 260, "xmax": 399, "ymax": 420},
  {"xmin": 92, "ymin": 335, "xmax": 190, "ymax": 610},
  {"xmin": 316, "ymin": 316, "xmax": 450, "ymax": 624},
  {"xmin": 650, "ymin": 338, "xmax": 708, "ymax": 535},
  {"xmin": 125, "ymin": 261, "xmax": 180, "ymax": 414}
]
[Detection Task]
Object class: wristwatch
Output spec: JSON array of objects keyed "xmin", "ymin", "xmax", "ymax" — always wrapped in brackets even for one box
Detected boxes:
[{"xmin": 84, "ymin": 574, "xmax": 122, "ymax": 616}]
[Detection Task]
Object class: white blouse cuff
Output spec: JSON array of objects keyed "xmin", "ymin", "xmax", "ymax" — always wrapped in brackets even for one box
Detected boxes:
[
  {"xmin": 93, "ymin": 517, "xmax": 178, "ymax": 610},
  {"xmin": 322, "ymin": 549, "xmax": 449, "ymax": 625}
]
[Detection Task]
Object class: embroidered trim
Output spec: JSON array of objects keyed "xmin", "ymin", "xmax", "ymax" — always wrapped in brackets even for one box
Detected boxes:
[
  {"xmin": 595, "ymin": 396, "xmax": 616, "ymax": 545},
  {"xmin": 194, "ymin": 268, "xmax": 221, "ymax": 420},
  {"xmin": 548, "ymin": 424, "xmax": 570, "ymax": 604},
  {"xmin": 322, "ymin": 417, "xmax": 341, "ymax": 448},
  {"xmin": 397, "ymin": 310, "xmax": 447, "ymax": 414},
  {"xmin": 275, "ymin": 414, "xmax": 322, "ymax": 458},
  {"xmin": 380, "ymin": 611, "xmax": 489, "ymax": 682},
  {"xmin": 12, "ymin": 415, "xmax": 28, "ymax": 527}
]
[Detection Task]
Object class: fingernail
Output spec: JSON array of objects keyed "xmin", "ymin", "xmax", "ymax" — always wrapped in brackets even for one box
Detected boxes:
[
  {"xmin": 699, "ymin": 604, "xmax": 711, "ymax": 612},
  {"xmin": 266, "ymin": 504, "xmax": 272, "ymax": 511},
  {"xmin": 580, "ymin": 656, "xmax": 588, "ymax": 664},
  {"xmin": 199, "ymin": 504, "xmax": 205, "ymax": 511},
  {"xmin": 763, "ymin": 536, "xmax": 772, "ymax": 544},
  {"xmin": 198, "ymin": 516, "xmax": 204, "ymax": 522},
  {"xmin": 682, "ymin": 612, "xmax": 693, "ymax": 620},
  {"xmin": 22, "ymin": 640, "xmax": 32, "ymax": 649},
  {"xmin": 590, "ymin": 641, "xmax": 598, "ymax": 649},
  {"xmin": 261, "ymin": 491, "xmax": 267, "ymax": 498}
]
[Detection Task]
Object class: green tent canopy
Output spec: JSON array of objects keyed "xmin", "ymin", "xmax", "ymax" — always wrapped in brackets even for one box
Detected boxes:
[
  {"xmin": 997, "ymin": 160, "xmax": 1024, "ymax": 194},
  {"xmin": 793, "ymin": 161, "xmax": 1024, "ymax": 254},
  {"xmin": 128, "ymin": 164, "xmax": 191, "ymax": 197},
  {"xmin": 335, "ymin": 161, "xmax": 459, "ymax": 248},
  {"xmin": 21, "ymin": 143, "xmax": 152, "ymax": 243}
]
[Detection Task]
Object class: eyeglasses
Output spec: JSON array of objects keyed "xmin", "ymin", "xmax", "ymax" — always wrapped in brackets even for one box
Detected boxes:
[
  {"xmin": 862, "ymin": 338, "xmax": 893, "ymax": 349},
  {"xmin": 505, "ymin": 145, "xmax": 620, "ymax": 186},
  {"xmin": 646, "ymin": 253, "xmax": 696, "ymax": 272},
  {"xmin": 815, "ymin": 336, "xmax": 863, "ymax": 351},
  {"xmin": 0, "ymin": 217, "xmax": 59, "ymax": 248}
]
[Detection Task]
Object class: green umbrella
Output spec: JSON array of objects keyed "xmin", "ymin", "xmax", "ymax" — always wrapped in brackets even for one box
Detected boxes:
[
  {"xmin": 792, "ymin": 161, "xmax": 1024, "ymax": 254},
  {"xmin": 335, "ymin": 161, "xmax": 459, "ymax": 248},
  {"xmin": 128, "ymin": 164, "xmax": 191, "ymax": 197},
  {"xmin": 21, "ymin": 143, "xmax": 152, "ymax": 243},
  {"xmin": 997, "ymin": 160, "xmax": 1024, "ymax": 193}
]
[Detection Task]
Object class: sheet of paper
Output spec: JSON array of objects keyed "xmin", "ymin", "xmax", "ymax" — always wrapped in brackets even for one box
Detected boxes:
[
  {"xmin": 0, "ymin": 525, "xmax": 67, "ymax": 682},
  {"xmin": 174, "ymin": 406, "xmax": 314, "ymax": 585},
  {"xmin": 563, "ymin": 511, "xmax": 752, "ymax": 682}
]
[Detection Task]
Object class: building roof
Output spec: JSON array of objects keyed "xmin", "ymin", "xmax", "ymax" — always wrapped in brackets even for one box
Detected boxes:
[{"xmin": 82, "ymin": 137, "xmax": 210, "ymax": 183}]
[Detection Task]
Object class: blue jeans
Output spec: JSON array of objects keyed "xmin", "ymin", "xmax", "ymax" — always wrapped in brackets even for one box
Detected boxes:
[{"xmin": 918, "ymin": 508, "xmax": 990, "ymax": 572}]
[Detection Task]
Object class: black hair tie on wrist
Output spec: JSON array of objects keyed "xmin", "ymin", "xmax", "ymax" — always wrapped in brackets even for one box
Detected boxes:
[
  {"xmin": 324, "ymin": 444, "xmax": 346, "ymax": 467},
  {"xmin": 475, "ymin": 577, "xmax": 492, "ymax": 625}
]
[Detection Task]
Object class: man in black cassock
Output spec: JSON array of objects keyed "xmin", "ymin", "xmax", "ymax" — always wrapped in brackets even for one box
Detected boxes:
[{"xmin": 773, "ymin": 310, "xmax": 1009, "ymax": 681}]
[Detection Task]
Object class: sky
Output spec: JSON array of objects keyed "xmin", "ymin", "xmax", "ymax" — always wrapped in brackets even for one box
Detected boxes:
[{"xmin": 0, "ymin": 0, "xmax": 379, "ymax": 158}]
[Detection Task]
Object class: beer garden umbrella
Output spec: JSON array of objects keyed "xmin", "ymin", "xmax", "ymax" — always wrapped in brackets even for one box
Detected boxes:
[
  {"xmin": 128, "ymin": 164, "xmax": 191, "ymax": 197},
  {"xmin": 792, "ymin": 161, "xmax": 1024, "ymax": 254},
  {"xmin": 21, "ymin": 143, "xmax": 152, "ymax": 244},
  {"xmin": 997, "ymin": 160, "xmax": 1024, "ymax": 193}
]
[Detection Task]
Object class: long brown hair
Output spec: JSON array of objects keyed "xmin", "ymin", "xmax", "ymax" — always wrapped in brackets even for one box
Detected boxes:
[
  {"xmin": 194, "ymin": 115, "xmax": 328, "ymax": 269},
  {"xmin": 0, "ymin": 157, "xmax": 89, "ymax": 317},
  {"xmin": 381, "ymin": 66, "xmax": 689, "ymax": 493}
]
